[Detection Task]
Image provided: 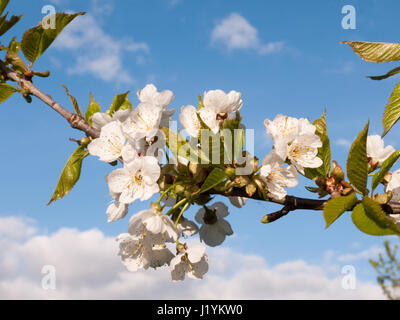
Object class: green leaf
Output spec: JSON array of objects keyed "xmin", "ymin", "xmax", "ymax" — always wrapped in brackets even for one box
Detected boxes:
[
  {"xmin": 323, "ymin": 193, "xmax": 358, "ymax": 228},
  {"xmin": 371, "ymin": 150, "xmax": 400, "ymax": 193},
  {"xmin": 47, "ymin": 145, "xmax": 89, "ymax": 205},
  {"xmin": 0, "ymin": 0, "xmax": 9, "ymax": 16},
  {"xmin": 5, "ymin": 40, "xmax": 27, "ymax": 73},
  {"xmin": 351, "ymin": 197, "xmax": 400, "ymax": 236},
  {"xmin": 347, "ymin": 121, "xmax": 369, "ymax": 194},
  {"xmin": 200, "ymin": 168, "xmax": 227, "ymax": 194},
  {"xmin": 341, "ymin": 41, "xmax": 400, "ymax": 63},
  {"xmin": 33, "ymin": 70, "xmax": 50, "ymax": 78},
  {"xmin": 382, "ymin": 80, "xmax": 400, "ymax": 137},
  {"xmin": 367, "ymin": 66, "xmax": 400, "ymax": 80},
  {"xmin": 0, "ymin": 83, "xmax": 17, "ymax": 103},
  {"xmin": 0, "ymin": 14, "xmax": 23, "ymax": 37},
  {"xmin": 21, "ymin": 12, "xmax": 85, "ymax": 63},
  {"xmin": 62, "ymin": 85, "xmax": 82, "ymax": 116},
  {"xmin": 85, "ymin": 93, "xmax": 100, "ymax": 125},
  {"xmin": 304, "ymin": 111, "xmax": 331, "ymax": 179},
  {"xmin": 108, "ymin": 91, "xmax": 131, "ymax": 116}
]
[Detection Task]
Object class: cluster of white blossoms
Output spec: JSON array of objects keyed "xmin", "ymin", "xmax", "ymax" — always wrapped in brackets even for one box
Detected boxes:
[
  {"xmin": 86, "ymin": 85, "xmax": 400, "ymax": 280},
  {"xmin": 87, "ymin": 85, "xmax": 246, "ymax": 281},
  {"xmin": 259, "ymin": 115, "xmax": 323, "ymax": 200}
]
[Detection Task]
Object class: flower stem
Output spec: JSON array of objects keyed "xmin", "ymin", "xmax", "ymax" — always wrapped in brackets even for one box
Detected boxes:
[
  {"xmin": 174, "ymin": 202, "xmax": 190, "ymax": 229},
  {"xmin": 166, "ymin": 198, "xmax": 188, "ymax": 216}
]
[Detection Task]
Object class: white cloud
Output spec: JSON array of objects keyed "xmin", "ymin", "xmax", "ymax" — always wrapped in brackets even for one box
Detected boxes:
[
  {"xmin": 335, "ymin": 138, "xmax": 352, "ymax": 148},
  {"xmin": 337, "ymin": 246, "xmax": 383, "ymax": 263},
  {"xmin": 0, "ymin": 216, "xmax": 386, "ymax": 300},
  {"xmin": 211, "ymin": 13, "xmax": 284, "ymax": 55},
  {"xmin": 52, "ymin": 14, "xmax": 149, "ymax": 85}
]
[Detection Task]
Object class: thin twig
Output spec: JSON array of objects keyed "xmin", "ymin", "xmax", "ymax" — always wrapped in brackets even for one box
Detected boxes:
[{"xmin": 0, "ymin": 59, "xmax": 100, "ymax": 138}]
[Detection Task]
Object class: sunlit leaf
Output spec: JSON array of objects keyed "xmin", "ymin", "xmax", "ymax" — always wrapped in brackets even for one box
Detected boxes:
[
  {"xmin": 85, "ymin": 93, "xmax": 100, "ymax": 125},
  {"xmin": 351, "ymin": 197, "xmax": 400, "ymax": 236},
  {"xmin": 323, "ymin": 193, "xmax": 358, "ymax": 228},
  {"xmin": 108, "ymin": 91, "xmax": 131, "ymax": 115},
  {"xmin": 0, "ymin": 83, "xmax": 17, "ymax": 103},
  {"xmin": 0, "ymin": 14, "xmax": 23, "ymax": 37},
  {"xmin": 342, "ymin": 41, "xmax": 400, "ymax": 63},
  {"xmin": 47, "ymin": 145, "xmax": 89, "ymax": 205},
  {"xmin": 304, "ymin": 111, "xmax": 331, "ymax": 179},
  {"xmin": 21, "ymin": 12, "xmax": 85, "ymax": 63},
  {"xmin": 346, "ymin": 121, "xmax": 369, "ymax": 194},
  {"xmin": 371, "ymin": 150, "xmax": 400, "ymax": 193},
  {"xmin": 382, "ymin": 80, "xmax": 400, "ymax": 137}
]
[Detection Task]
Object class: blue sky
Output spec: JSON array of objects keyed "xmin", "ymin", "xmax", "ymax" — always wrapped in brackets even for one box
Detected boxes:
[{"xmin": 1, "ymin": 0, "xmax": 400, "ymax": 299}]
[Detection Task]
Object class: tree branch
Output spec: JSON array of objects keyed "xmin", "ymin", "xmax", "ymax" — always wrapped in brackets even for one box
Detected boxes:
[
  {"xmin": 2, "ymin": 59, "xmax": 400, "ymax": 223},
  {"xmin": 211, "ymin": 187, "xmax": 400, "ymax": 222},
  {"xmin": 0, "ymin": 59, "xmax": 100, "ymax": 139}
]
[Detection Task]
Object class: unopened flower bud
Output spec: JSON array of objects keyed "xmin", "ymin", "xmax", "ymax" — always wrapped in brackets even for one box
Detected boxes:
[
  {"xmin": 175, "ymin": 184, "xmax": 185, "ymax": 195},
  {"xmin": 80, "ymin": 137, "xmax": 90, "ymax": 147},
  {"xmin": 245, "ymin": 182, "xmax": 257, "ymax": 197},
  {"xmin": 373, "ymin": 191, "xmax": 393, "ymax": 204},
  {"xmin": 341, "ymin": 187, "xmax": 354, "ymax": 196},
  {"xmin": 326, "ymin": 177, "xmax": 336, "ymax": 194},
  {"xmin": 382, "ymin": 172, "xmax": 392, "ymax": 186},
  {"xmin": 331, "ymin": 160, "xmax": 344, "ymax": 183},
  {"xmin": 315, "ymin": 176, "xmax": 327, "ymax": 188},
  {"xmin": 234, "ymin": 175, "xmax": 251, "ymax": 188}
]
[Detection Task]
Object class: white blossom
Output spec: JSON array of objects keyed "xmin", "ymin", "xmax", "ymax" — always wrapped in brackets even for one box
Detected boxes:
[
  {"xmin": 92, "ymin": 109, "xmax": 131, "ymax": 131},
  {"xmin": 122, "ymin": 103, "xmax": 163, "ymax": 142},
  {"xmin": 264, "ymin": 115, "xmax": 316, "ymax": 144},
  {"xmin": 367, "ymin": 135, "xmax": 395, "ymax": 168},
  {"xmin": 170, "ymin": 244, "xmax": 209, "ymax": 281},
  {"xmin": 137, "ymin": 84, "xmax": 174, "ymax": 109},
  {"xmin": 260, "ymin": 151, "xmax": 298, "ymax": 200},
  {"xmin": 149, "ymin": 244, "xmax": 175, "ymax": 269},
  {"xmin": 386, "ymin": 169, "xmax": 400, "ymax": 202},
  {"xmin": 176, "ymin": 217, "xmax": 199, "ymax": 237},
  {"xmin": 198, "ymin": 106, "xmax": 220, "ymax": 134},
  {"xmin": 117, "ymin": 233, "xmax": 153, "ymax": 272},
  {"xmin": 117, "ymin": 233, "xmax": 174, "ymax": 272},
  {"xmin": 195, "ymin": 202, "xmax": 233, "ymax": 247},
  {"xmin": 106, "ymin": 156, "xmax": 160, "ymax": 204},
  {"xmin": 264, "ymin": 115, "xmax": 322, "ymax": 174},
  {"xmin": 128, "ymin": 208, "xmax": 179, "ymax": 243},
  {"xmin": 137, "ymin": 84, "xmax": 175, "ymax": 128},
  {"xmin": 106, "ymin": 193, "xmax": 129, "ymax": 223},
  {"xmin": 276, "ymin": 134, "xmax": 323, "ymax": 174},
  {"xmin": 179, "ymin": 105, "xmax": 201, "ymax": 138},
  {"xmin": 88, "ymin": 121, "xmax": 126, "ymax": 163},
  {"xmin": 203, "ymin": 89, "xmax": 242, "ymax": 115}
]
